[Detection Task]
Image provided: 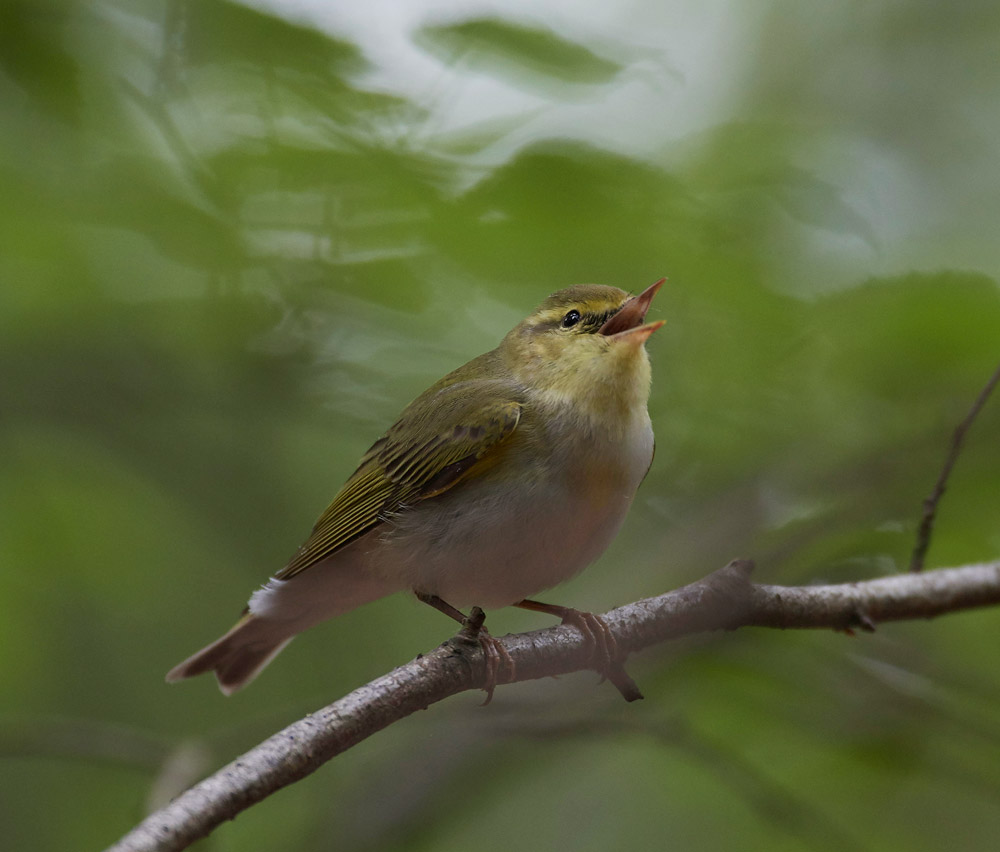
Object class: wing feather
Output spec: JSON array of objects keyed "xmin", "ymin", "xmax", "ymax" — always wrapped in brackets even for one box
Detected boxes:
[{"xmin": 274, "ymin": 389, "xmax": 521, "ymax": 580}]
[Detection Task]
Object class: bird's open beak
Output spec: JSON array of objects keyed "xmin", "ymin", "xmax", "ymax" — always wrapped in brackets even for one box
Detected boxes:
[{"xmin": 599, "ymin": 278, "xmax": 666, "ymax": 342}]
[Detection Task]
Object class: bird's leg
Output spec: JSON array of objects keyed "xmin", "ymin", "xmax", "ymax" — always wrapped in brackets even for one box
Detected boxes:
[
  {"xmin": 416, "ymin": 593, "xmax": 515, "ymax": 704},
  {"xmin": 514, "ymin": 599, "xmax": 643, "ymax": 702}
]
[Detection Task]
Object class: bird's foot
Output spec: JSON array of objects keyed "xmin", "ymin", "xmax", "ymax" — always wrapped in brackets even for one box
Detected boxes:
[
  {"xmin": 516, "ymin": 600, "xmax": 643, "ymax": 702},
  {"xmin": 557, "ymin": 607, "xmax": 617, "ymax": 671},
  {"xmin": 557, "ymin": 608, "xmax": 642, "ymax": 701},
  {"xmin": 459, "ymin": 607, "xmax": 516, "ymax": 705}
]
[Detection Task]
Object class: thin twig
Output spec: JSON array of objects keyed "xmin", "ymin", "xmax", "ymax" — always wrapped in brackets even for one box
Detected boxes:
[
  {"xmin": 106, "ymin": 559, "xmax": 1000, "ymax": 852},
  {"xmin": 910, "ymin": 360, "xmax": 1000, "ymax": 571}
]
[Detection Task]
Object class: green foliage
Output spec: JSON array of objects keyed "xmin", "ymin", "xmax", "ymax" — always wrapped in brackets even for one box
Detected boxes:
[
  {"xmin": 2, "ymin": 0, "xmax": 1000, "ymax": 850},
  {"xmin": 415, "ymin": 18, "xmax": 624, "ymax": 93}
]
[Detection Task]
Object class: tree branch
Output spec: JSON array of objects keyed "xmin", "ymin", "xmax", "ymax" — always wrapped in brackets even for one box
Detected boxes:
[
  {"xmin": 107, "ymin": 559, "xmax": 1000, "ymax": 852},
  {"xmin": 910, "ymin": 359, "xmax": 1000, "ymax": 571}
]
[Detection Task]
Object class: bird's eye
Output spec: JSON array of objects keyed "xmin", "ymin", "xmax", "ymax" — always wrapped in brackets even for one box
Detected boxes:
[{"xmin": 561, "ymin": 310, "xmax": 581, "ymax": 329}]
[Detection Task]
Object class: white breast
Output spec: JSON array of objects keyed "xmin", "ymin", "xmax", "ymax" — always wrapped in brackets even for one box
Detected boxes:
[{"xmin": 368, "ymin": 411, "xmax": 654, "ymax": 609}]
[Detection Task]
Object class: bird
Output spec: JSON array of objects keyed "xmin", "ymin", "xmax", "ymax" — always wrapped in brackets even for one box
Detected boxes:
[{"xmin": 167, "ymin": 279, "xmax": 664, "ymax": 701}]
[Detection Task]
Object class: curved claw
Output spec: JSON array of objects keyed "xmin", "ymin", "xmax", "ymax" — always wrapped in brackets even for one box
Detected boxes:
[
  {"xmin": 459, "ymin": 608, "xmax": 515, "ymax": 704},
  {"xmin": 515, "ymin": 599, "xmax": 643, "ymax": 702},
  {"xmin": 475, "ymin": 631, "xmax": 516, "ymax": 705},
  {"xmin": 562, "ymin": 609, "xmax": 618, "ymax": 672}
]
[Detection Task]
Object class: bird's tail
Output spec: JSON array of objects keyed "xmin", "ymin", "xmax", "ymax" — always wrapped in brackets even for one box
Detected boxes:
[{"xmin": 166, "ymin": 614, "xmax": 293, "ymax": 695}]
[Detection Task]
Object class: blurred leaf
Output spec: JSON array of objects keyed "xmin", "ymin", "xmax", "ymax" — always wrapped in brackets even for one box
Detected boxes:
[
  {"xmin": 0, "ymin": 0, "xmax": 82, "ymax": 123},
  {"xmin": 684, "ymin": 121, "xmax": 877, "ymax": 245},
  {"xmin": 817, "ymin": 271, "xmax": 1000, "ymax": 403},
  {"xmin": 415, "ymin": 18, "xmax": 623, "ymax": 93},
  {"xmin": 437, "ymin": 140, "xmax": 701, "ymax": 287},
  {"xmin": 776, "ymin": 169, "xmax": 877, "ymax": 246},
  {"xmin": 76, "ymin": 156, "xmax": 244, "ymax": 273},
  {"xmin": 183, "ymin": 0, "xmax": 366, "ymax": 77}
]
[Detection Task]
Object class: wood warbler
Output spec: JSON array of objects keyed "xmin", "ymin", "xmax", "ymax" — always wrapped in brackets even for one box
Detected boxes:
[{"xmin": 167, "ymin": 280, "xmax": 663, "ymax": 699}]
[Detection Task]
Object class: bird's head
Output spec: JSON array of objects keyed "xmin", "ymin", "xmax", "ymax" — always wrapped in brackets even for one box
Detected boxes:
[{"xmin": 501, "ymin": 279, "xmax": 664, "ymax": 419}]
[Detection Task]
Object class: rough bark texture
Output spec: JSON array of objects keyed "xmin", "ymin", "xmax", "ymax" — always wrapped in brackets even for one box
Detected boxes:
[{"xmin": 107, "ymin": 559, "xmax": 1000, "ymax": 852}]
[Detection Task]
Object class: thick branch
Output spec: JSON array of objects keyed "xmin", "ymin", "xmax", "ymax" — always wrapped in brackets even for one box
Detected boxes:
[{"xmin": 108, "ymin": 559, "xmax": 1000, "ymax": 852}]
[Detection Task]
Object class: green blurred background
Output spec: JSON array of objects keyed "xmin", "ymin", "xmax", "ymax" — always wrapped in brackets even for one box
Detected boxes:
[{"xmin": 3, "ymin": 1, "xmax": 1000, "ymax": 849}]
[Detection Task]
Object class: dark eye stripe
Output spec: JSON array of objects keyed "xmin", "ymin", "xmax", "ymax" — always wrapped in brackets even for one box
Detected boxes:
[
  {"xmin": 532, "ymin": 305, "xmax": 622, "ymax": 334},
  {"xmin": 594, "ymin": 308, "xmax": 617, "ymax": 328}
]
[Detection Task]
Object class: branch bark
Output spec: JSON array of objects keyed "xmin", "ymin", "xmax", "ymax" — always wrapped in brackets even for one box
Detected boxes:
[{"xmin": 107, "ymin": 559, "xmax": 1000, "ymax": 852}]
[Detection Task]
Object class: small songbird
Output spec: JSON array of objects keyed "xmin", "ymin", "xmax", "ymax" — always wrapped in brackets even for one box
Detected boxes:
[{"xmin": 167, "ymin": 280, "xmax": 664, "ymax": 699}]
